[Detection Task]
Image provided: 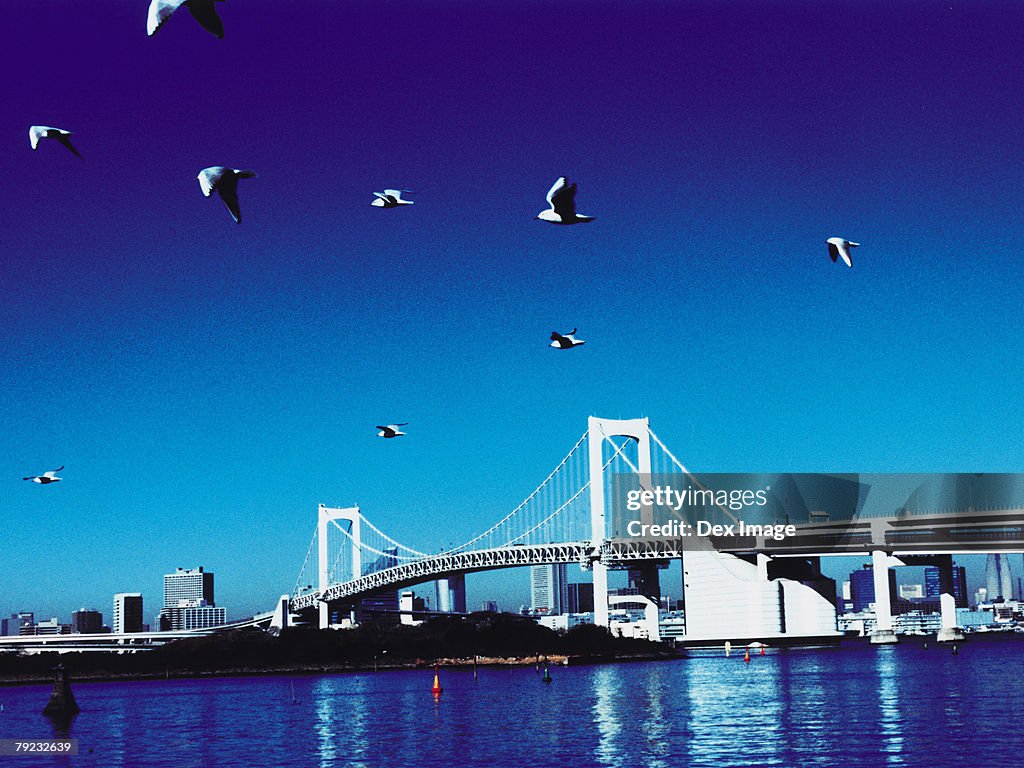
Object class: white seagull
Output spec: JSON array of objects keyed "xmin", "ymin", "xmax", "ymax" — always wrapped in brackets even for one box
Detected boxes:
[
  {"xmin": 198, "ymin": 166, "xmax": 258, "ymax": 223},
  {"xmin": 826, "ymin": 237, "xmax": 859, "ymax": 268},
  {"xmin": 371, "ymin": 189, "xmax": 414, "ymax": 208},
  {"xmin": 23, "ymin": 466, "xmax": 64, "ymax": 485},
  {"xmin": 147, "ymin": 0, "xmax": 226, "ymax": 38},
  {"xmin": 376, "ymin": 424, "xmax": 408, "ymax": 439},
  {"xmin": 537, "ymin": 177, "xmax": 594, "ymax": 224},
  {"xmin": 29, "ymin": 126, "xmax": 82, "ymax": 159},
  {"xmin": 550, "ymin": 329, "xmax": 586, "ymax": 349}
]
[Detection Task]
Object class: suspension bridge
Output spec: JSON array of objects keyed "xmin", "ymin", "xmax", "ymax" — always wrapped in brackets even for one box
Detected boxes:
[
  {"xmin": 290, "ymin": 417, "xmax": 690, "ymax": 629},
  {"xmin": 289, "ymin": 416, "xmax": 1024, "ymax": 645}
]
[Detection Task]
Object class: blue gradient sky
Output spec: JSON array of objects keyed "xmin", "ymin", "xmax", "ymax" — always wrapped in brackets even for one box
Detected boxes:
[{"xmin": 4, "ymin": 1, "xmax": 1024, "ymax": 620}]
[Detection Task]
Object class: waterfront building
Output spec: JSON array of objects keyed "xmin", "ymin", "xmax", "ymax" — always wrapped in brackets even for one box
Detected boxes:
[
  {"xmin": 683, "ymin": 551, "xmax": 839, "ymax": 642},
  {"xmin": 71, "ymin": 609, "xmax": 103, "ymax": 634},
  {"xmin": 399, "ymin": 591, "xmax": 425, "ymax": 626},
  {"xmin": 850, "ymin": 564, "xmax": 897, "ymax": 613},
  {"xmin": 956, "ymin": 607, "xmax": 995, "ymax": 629},
  {"xmin": 35, "ymin": 617, "xmax": 71, "ymax": 635},
  {"xmin": 894, "ymin": 611, "xmax": 942, "ymax": 635},
  {"xmin": 2, "ymin": 612, "xmax": 35, "ymax": 636},
  {"xmin": 480, "ymin": 600, "xmax": 498, "ymax": 613},
  {"xmin": 434, "ymin": 574, "xmax": 466, "ymax": 613},
  {"xmin": 359, "ymin": 548, "xmax": 399, "ymax": 621},
  {"xmin": 899, "ymin": 584, "xmax": 924, "ymax": 599},
  {"xmin": 537, "ymin": 612, "xmax": 595, "ymax": 632},
  {"xmin": 163, "ymin": 567, "xmax": 215, "ymax": 608},
  {"xmin": 658, "ymin": 610, "xmax": 687, "ymax": 640},
  {"xmin": 113, "ymin": 593, "xmax": 144, "ymax": 634},
  {"xmin": 159, "ymin": 601, "xmax": 226, "ymax": 631},
  {"xmin": 567, "ymin": 582, "xmax": 594, "ymax": 614},
  {"xmin": 158, "ymin": 566, "xmax": 228, "ymax": 630},
  {"xmin": 531, "ymin": 563, "xmax": 568, "ymax": 615},
  {"xmin": 925, "ymin": 564, "xmax": 967, "ymax": 607},
  {"xmin": 985, "ymin": 554, "xmax": 1014, "ymax": 601}
]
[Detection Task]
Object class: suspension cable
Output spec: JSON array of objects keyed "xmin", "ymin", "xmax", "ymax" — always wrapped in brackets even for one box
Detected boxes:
[
  {"xmin": 506, "ymin": 436, "xmax": 633, "ymax": 545},
  {"xmin": 448, "ymin": 430, "xmax": 588, "ymax": 553},
  {"xmin": 292, "ymin": 526, "xmax": 319, "ymax": 596}
]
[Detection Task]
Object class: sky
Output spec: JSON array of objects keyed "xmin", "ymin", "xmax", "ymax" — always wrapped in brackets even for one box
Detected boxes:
[{"xmin": 4, "ymin": 1, "xmax": 1024, "ymax": 622}]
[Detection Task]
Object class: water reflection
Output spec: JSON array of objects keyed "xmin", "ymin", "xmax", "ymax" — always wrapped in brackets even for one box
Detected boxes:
[
  {"xmin": 45, "ymin": 710, "xmax": 75, "ymax": 768},
  {"xmin": 640, "ymin": 667, "xmax": 670, "ymax": 768},
  {"xmin": 344, "ymin": 677, "xmax": 369, "ymax": 768},
  {"xmin": 875, "ymin": 649, "xmax": 905, "ymax": 764},
  {"xmin": 592, "ymin": 666, "xmax": 623, "ymax": 766},
  {"xmin": 313, "ymin": 677, "xmax": 339, "ymax": 768}
]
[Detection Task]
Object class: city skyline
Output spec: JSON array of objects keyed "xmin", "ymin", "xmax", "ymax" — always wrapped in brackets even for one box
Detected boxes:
[{"xmin": 7, "ymin": 2, "xmax": 1024, "ymax": 619}]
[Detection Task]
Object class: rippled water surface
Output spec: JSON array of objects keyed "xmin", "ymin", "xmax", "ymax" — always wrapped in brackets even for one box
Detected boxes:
[{"xmin": 2, "ymin": 638, "xmax": 1023, "ymax": 767}]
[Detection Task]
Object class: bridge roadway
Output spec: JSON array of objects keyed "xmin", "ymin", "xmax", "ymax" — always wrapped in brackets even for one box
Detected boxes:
[
  {"xmin": 292, "ymin": 507, "xmax": 1024, "ymax": 611},
  {"xmin": 0, "ymin": 613, "xmax": 275, "ymax": 653}
]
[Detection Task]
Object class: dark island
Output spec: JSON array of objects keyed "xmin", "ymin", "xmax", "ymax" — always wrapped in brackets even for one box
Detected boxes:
[{"xmin": 0, "ymin": 613, "xmax": 680, "ymax": 685}]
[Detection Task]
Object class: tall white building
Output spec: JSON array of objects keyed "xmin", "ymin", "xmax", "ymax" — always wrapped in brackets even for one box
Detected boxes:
[
  {"xmin": 531, "ymin": 563, "xmax": 568, "ymax": 615},
  {"xmin": 158, "ymin": 566, "xmax": 225, "ymax": 631},
  {"xmin": 682, "ymin": 550, "xmax": 840, "ymax": 643},
  {"xmin": 163, "ymin": 567, "xmax": 215, "ymax": 608},
  {"xmin": 113, "ymin": 593, "xmax": 144, "ymax": 634}
]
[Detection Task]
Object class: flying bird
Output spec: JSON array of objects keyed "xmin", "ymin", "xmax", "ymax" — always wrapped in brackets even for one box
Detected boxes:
[
  {"xmin": 197, "ymin": 166, "xmax": 258, "ymax": 223},
  {"xmin": 23, "ymin": 466, "xmax": 64, "ymax": 485},
  {"xmin": 376, "ymin": 424, "xmax": 408, "ymax": 439},
  {"xmin": 28, "ymin": 126, "xmax": 82, "ymax": 159},
  {"xmin": 550, "ymin": 329, "xmax": 586, "ymax": 349},
  {"xmin": 371, "ymin": 189, "xmax": 414, "ymax": 208},
  {"xmin": 537, "ymin": 177, "xmax": 594, "ymax": 224},
  {"xmin": 826, "ymin": 237, "xmax": 859, "ymax": 268},
  {"xmin": 147, "ymin": 0, "xmax": 226, "ymax": 38}
]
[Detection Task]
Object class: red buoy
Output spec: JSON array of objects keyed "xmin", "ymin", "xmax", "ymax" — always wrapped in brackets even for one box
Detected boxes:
[
  {"xmin": 431, "ymin": 665, "xmax": 443, "ymax": 696},
  {"xmin": 743, "ymin": 648, "xmax": 751, "ymax": 663},
  {"xmin": 759, "ymin": 645, "xmax": 765, "ymax": 656}
]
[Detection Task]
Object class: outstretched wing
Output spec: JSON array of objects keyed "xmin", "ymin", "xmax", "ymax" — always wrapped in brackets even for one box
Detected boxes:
[
  {"xmin": 197, "ymin": 166, "xmax": 226, "ymax": 197},
  {"xmin": 827, "ymin": 242, "xmax": 839, "ymax": 263},
  {"xmin": 217, "ymin": 181, "xmax": 242, "ymax": 223},
  {"xmin": 549, "ymin": 178, "xmax": 578, "ymax": 220},
  {"xmin": 545, "ymin": 177, "xmax": 567, "ymax": 208},
  {"xmin": 28, "ymin": 126, "xmax": 46, "ymax": 149},
  {"xmin": 147, "ymin": 0, "xmax": 188, "ymax": 36},
  {"xmin": 187, "ymin": 0, "xmax": 226, "ymax": 38},
  {"xmin": 54, "ymin": 134, "xmax": 82, "ymax": 159}
]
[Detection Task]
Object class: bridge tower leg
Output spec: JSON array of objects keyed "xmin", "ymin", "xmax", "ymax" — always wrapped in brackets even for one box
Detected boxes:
[
  {"xmin": 870, "ymin": 549, "xmax": 898, "ymax": 644},
  {"xmin": 588, "ymin": 416, "xmax": 652, "ymax": 629},
  {"xmin": 318, "ymin": 505, "xmax": 361, "ymax": 630},
  {"xmin": 933, "ymin": 554, "xmax": 964, "ymax": 642}
]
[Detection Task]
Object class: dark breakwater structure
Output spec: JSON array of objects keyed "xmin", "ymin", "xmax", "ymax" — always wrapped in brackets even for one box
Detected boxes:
[{"xmin": 41, "ymin": 663, "xmax": 80, "ymax": 720}]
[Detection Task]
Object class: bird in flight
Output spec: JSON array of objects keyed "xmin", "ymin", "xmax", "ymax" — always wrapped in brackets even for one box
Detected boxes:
[
  {"xmin": 198, "ymin": 167, "xmax": 258, "ymax": 223},
  {"xmin": 371, "ymin": 189, "xmax": 414, "ymax": 208},
  {"xmin": 376, "ymin": 424, "xmax": 408, "ymax": 439},
  {"xmin": 537, "ymin": 177, "xmax": 594, "ymax": 224},
  {"xmin": 147, "ymin": 0, "xmax": 226, "ymax": 38},
  {"xmin": 826, "ymin": 237, "xmax": 859, "ymax": 268},
  {"xmin": 23, "ymin": 466, "xmax": 64, "ymax": 485},
  {"xmin": 550, "ymin": 329, "xmax": 586, "ymax": 349},
  {"xmin": 29, "ymin": 126, "xmax": 82, "ymax": 159}
]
